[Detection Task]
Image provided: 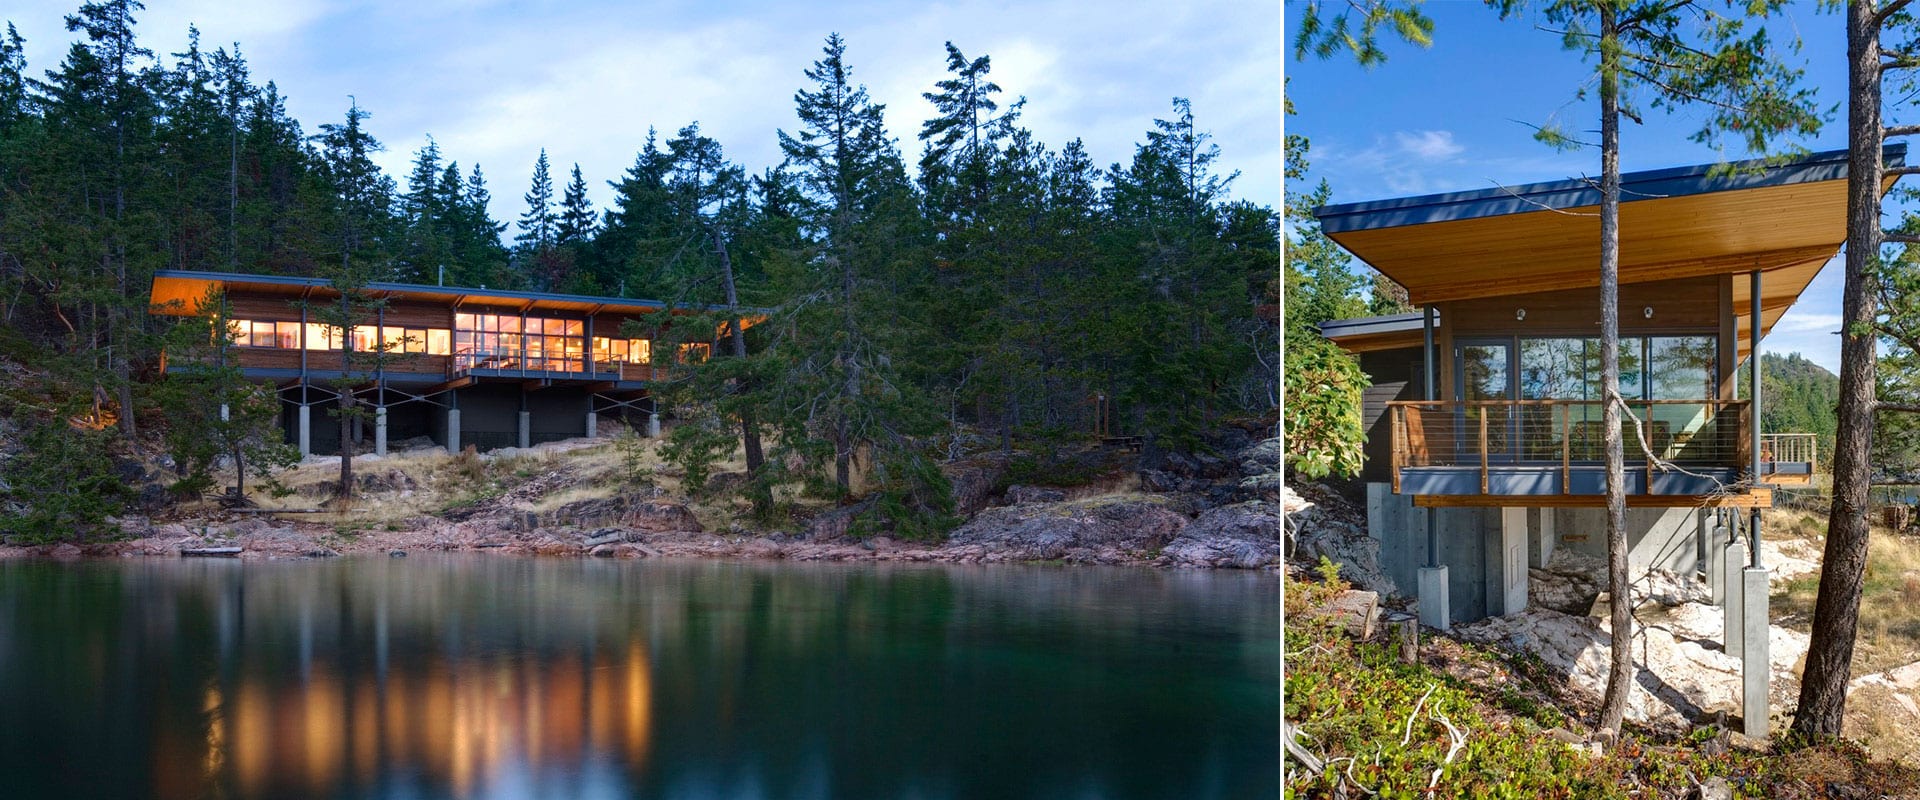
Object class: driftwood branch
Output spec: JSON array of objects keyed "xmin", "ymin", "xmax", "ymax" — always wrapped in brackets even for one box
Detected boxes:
[
  {"xmin": 1403, "ymin": 683, "xmax": 1438, "ymax": 747},
  {"xmin": 1282, "ymin": 721, "xmax": 1324, "ymax": 777},
  {"xmin": 1428, "ymin": 706, "xmax": 1468, "ymax": 789}
]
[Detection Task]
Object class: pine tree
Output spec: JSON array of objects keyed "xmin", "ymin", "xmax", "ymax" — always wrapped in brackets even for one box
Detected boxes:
[
  {"xmin": 766, "ymin": 34, "xmax": 950, "ymax": 534},
  {"xmin": 557, "ymin": 163, "xmax": 595, "ymax": 245}
]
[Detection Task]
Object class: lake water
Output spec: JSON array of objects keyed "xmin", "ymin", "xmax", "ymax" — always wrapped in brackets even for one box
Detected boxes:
[{"xmin": 0, "ymin": 557, "xmax": 1278, "ymax": 799}]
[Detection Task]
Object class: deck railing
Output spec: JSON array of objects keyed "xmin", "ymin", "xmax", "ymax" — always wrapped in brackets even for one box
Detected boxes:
[
  {"xmin": 1386, "ymin": 399, "xmax": 1752, "ymax": 493},
  {"xmin": 1760, "ymin": 433, "xmax": 1817, "ymax": 472}
]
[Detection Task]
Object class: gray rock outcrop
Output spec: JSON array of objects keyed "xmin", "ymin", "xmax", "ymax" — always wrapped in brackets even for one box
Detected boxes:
[
  {"xmin": 947, "ymin": 497, "xmax": 1189, "ymax": 560},
  {"xmin": 1162, "ymin": 501, "xmax": 1283, "ymax": 569}
]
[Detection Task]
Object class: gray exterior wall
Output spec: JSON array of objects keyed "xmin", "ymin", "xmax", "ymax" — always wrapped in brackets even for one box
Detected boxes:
[{"xmin": 1357, "ymin": 347, "xmax": 1425, "ymax": 485}]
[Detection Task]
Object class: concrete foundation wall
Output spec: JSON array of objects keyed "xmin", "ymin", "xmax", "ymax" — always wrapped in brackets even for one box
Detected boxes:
[
  {"xmin": 1368, "ymin": 483, "xmax": 1709, "ymax": 625},
  {"xmin": 1551, "ymin": 506, "xmax": 1705, "ymax": 574}
]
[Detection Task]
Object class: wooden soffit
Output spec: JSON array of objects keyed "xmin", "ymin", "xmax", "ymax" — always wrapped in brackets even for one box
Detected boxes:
[{"xmin": 1315, "ymin": 146, "xmax": 1904, "ymax": 313}]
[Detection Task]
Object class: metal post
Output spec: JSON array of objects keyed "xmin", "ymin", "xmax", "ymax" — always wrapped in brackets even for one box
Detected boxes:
[
  {"xmin": 1750, "ymin": 269, "xmax": 1764, "ymax": 569},
  {"xmin": 1423, "ymin": 305, "xmax": 1438, "ymax": 568}
]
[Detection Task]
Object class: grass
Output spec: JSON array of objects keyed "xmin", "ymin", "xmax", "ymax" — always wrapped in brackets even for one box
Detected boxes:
[
  {"xmin": 1771, "ymin": 509, "xmax": 1920, "ymax": 675},
  {"xmin": 1285, "ymin": 568, "xmax": 1920, "ymax": 798}
]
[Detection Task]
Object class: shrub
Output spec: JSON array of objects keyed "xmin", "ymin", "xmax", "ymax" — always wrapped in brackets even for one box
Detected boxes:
[{"xmin": 0, "ymin": 421, "xmax": 130, "ymax": 543}]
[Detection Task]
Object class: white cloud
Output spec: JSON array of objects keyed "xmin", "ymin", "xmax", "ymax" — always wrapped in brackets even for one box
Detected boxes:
[{"xmin": 1395, "ymin": 130, "xmax": 1463, "ymax": 161}]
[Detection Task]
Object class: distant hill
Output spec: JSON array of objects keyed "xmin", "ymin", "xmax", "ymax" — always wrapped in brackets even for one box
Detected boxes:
[{"xmin": 1742, "ymin": 352, "xmax": 1838, "ymax": 466}]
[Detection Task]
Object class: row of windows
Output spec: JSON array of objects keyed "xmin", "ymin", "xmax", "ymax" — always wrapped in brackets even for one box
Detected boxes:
[
  {"xmin": 230, "ymin": 321, "xmax": 454, "ymax": 355},
  {"xmin": 226, "ymin": 319, "xmax": 658, "ymax": 367}
]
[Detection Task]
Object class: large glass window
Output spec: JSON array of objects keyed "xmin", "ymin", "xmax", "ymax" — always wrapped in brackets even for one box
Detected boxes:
[
  {"xmin": 591, "ymin": 336, "xmax": 652, "ymax": 366},
  {"xmin": 1507, "ymin": 334, "xmax": 1719, "ymax": 462},
  {"xmin": 224, "ymin": 318, "xmax": 448, "ymax": 356},
  {"xmin": 454, "ymin": 312, "xmax": 585, "ymax": 372}
]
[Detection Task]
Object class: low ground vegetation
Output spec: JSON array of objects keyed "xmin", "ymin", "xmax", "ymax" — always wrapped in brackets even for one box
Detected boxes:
[{"xmin": 1285, "ymin": 565, "xmax": 1920, "ymax": 797}]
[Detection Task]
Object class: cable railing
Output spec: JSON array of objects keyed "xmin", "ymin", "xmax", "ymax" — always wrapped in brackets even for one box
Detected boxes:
[{"xmin": 1387, "ymin": 399, "xmax": 1753, "ymax": 494}]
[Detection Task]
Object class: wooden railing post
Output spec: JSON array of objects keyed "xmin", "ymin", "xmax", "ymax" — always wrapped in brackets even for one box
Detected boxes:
[
  {"xmin": 1391, "ymin": 404, "xmax": 1403, "ymax": 493},
  {"xmin": 1479, "ymin": 410, "xmax": 1490, "ymax": 494}
]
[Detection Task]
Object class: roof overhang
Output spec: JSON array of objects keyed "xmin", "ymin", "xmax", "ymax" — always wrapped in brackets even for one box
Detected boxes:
[
  {"xmin": 1313, "ymin": 145, "xmax": 1906, "ymax": 347},
  {"xmin": 1317, "ymin": 311, "xmax": 1434, "ymax": 353},
  {"xmin": 148, "ymin": 270, "xmax": 769, "ymax": 321}
]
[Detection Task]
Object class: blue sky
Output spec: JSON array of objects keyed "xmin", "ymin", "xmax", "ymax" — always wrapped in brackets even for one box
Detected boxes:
[
  {"xmin": 1285, "ymin": 2, "xmax": 1875, "ymax": 372},
  {"xmin": 7, "ymin": 0, "xmax": 1280, "ymax": 243}
]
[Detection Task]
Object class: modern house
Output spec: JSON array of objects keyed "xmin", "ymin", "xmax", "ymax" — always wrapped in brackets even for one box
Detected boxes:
[
  {"xmin": 148, "ymin": 270, "xmax": 752, "ymax": 456},
  {"xmin": 1314, "ymin": 146, "xmax": 1898, "ymax": 735}
]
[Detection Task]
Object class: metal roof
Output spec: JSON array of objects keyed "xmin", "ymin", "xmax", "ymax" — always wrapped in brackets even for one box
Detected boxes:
[
  {"xmin": 148, "ymin": 269, "xmax": 771, "ymax": 317},
  {"xmin": 1314, "ymin": 144, "xmax": 1906, "ymax": 234}
]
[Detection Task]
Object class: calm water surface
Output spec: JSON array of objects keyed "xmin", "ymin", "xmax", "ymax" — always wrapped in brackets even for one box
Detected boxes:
[{"xmin": 0, "ymin": 556, "xmax": 1277, "ymax": 799}]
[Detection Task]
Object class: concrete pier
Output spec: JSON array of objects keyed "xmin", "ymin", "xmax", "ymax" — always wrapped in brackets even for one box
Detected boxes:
[
  {"xmin": 1724, "ymin": 538, "xmax": 1747, "ymax": 656},
  {"xmin": 297, "ymin": 404, "xmax": 311, "ymax": 457},
  {"xmin": 518, "ymin": 411, "xmax": 531, "ymax": 449},
  {"xmin": 1418, "ymin": 566, "xmax": 1450, "ymax": 631},
  {"xmin": 374, "ymin": 406, "xmax": 388, "ymax": 456},
  {"xmin": 446, "ymin": 408, "xmax": 461, "ymax": 453},
  {"xmin": 1742, "ymin": 566, "xmax": 1772, "ymax": 737}
]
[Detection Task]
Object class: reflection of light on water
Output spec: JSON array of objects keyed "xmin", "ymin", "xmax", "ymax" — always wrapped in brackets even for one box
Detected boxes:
[{"xmin": 186, "ymin": 640, "xmax": 654, "ymax": 798}]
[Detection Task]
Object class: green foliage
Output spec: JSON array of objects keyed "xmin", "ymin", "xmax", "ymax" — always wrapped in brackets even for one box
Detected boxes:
[
  {"xmin": 1290, "ymin": 0, "xmax": 1435, "ymax": 67},
  {"xmin": 660, "ymin": 405, "xmax": 734, "ymax": 495},
  {"xmin": 154, "ymin": 292, "xmax": 298, "ymax": 500},
  {"xmin": 1286, "ymin": 335, "xmax": 1368, "ymax": 480},
  {"xmin": 0, "ymin": 420, "xmax": 129, "ymax": 543}
]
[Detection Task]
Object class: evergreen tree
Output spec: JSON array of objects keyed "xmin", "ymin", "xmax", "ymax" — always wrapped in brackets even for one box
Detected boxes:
[
  {"xmin": 557, "ymin": 162, "xmax": 595, "ymax": 245},
  {"xmin": 762, "ymin": 34, "xmax": 951, "ymax": 533}
]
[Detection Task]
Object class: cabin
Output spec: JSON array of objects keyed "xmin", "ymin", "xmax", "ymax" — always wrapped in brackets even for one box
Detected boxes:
[
  {"xmin": 148, "ymin": 270, "xmax": 755, "ymax": 456},
  {"xmin": 1313, "ymin": 146, "xmax": 1897, "ymax": 639}
]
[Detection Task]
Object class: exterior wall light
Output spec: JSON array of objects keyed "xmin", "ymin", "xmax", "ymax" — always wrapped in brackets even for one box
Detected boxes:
[
  {"xmin": 1516, "ymin": 308, "xmax": 1526, "ymax": 321},
  {"xmin": 1644, "ymin": 306, "xmax": 1654, "ymax": 319}
]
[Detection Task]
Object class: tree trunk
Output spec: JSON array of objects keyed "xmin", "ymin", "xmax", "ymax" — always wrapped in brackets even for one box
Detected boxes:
[
  {"xmin": 1794, "ymin": 0, "xmax": 1883, "ymax": 738},
  {"xmin": 1596, "ymin": 3, "xmax": 1635, "ymax": 741},
  {"xmin": 337, "ymin": 294, "xmax": 356, "ymax": 500},
  {"xmin": 714, "ymin": 227, "xmax": 764, "ymax": 475}
]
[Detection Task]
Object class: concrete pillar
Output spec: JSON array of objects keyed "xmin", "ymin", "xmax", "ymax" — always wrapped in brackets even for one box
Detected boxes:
[
  {"xmin": 1496, "ymin": 507, "xmax": 1528, "ymax": 616},
  {"xmin": 374, "ymin": 406, "xmax": 388, "ymax": 456},
  {"xmin": 646, "ymin": 411, "xmax": 661, "ymax": 438},
  {"xmin": 1531, "ymin": 508, "xmax": 1556, "ymax": 568},
  {"xmin": 1417, "ymin": 566, "xmax": 1450, "ymax": 631},
  {"xmin": 446, "ymin": 409, "xmax": 461, "ymax": 453},
  {"xmin": 1742, "ymin": 566, "xmax": 1772, "ymax": 738},
  {"xmin": 1707, "ymin": 517, "xmax": 1730, "ymax": 606},
  {"xmin": 1724, "ymin": 536, "xmax": 1748, "ymax": 656},
  {"xmin": 518, "ymin": 411, "xmax": 532, "ymax": 449},
  {"xmin": 586, "ymin": 410, "xmax": 598, "ymax": 439},
  {"xmin": 297, "ymin": 404, "xmax": 311, "ymax": 458}
]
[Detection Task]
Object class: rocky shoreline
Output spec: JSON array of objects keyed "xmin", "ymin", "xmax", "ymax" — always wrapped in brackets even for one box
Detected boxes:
[{"xmin": 2, "ymin": 432, "xmax": 1287, "ymax": 571}]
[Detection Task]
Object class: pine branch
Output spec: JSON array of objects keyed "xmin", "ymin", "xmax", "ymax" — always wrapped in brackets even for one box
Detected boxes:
[
  {"xmin": 1888, "ymin": 124, "xmax": 1920, "ymax": 138},
  {"xmin": 1889, "ymin": 166, "xmax": 1920, "ymax": 179},
  {"xmin": 1887, "ymin": 232, "xmax": 1920, "ymax": 245},
  {"xmin": 1877, "ymin": 0, "xmax": 1913, "ymax": 28}
]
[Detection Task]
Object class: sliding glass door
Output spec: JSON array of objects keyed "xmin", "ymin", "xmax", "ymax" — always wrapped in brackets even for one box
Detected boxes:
[{"xmin": 1456, "ymin": 339, "xmax": 1514, "ymax": 463}]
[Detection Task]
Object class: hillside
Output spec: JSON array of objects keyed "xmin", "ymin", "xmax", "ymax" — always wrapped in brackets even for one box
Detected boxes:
[{"xmin": 1737, "ymin": 352, "xmax": 1840, "ymax": 465}]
